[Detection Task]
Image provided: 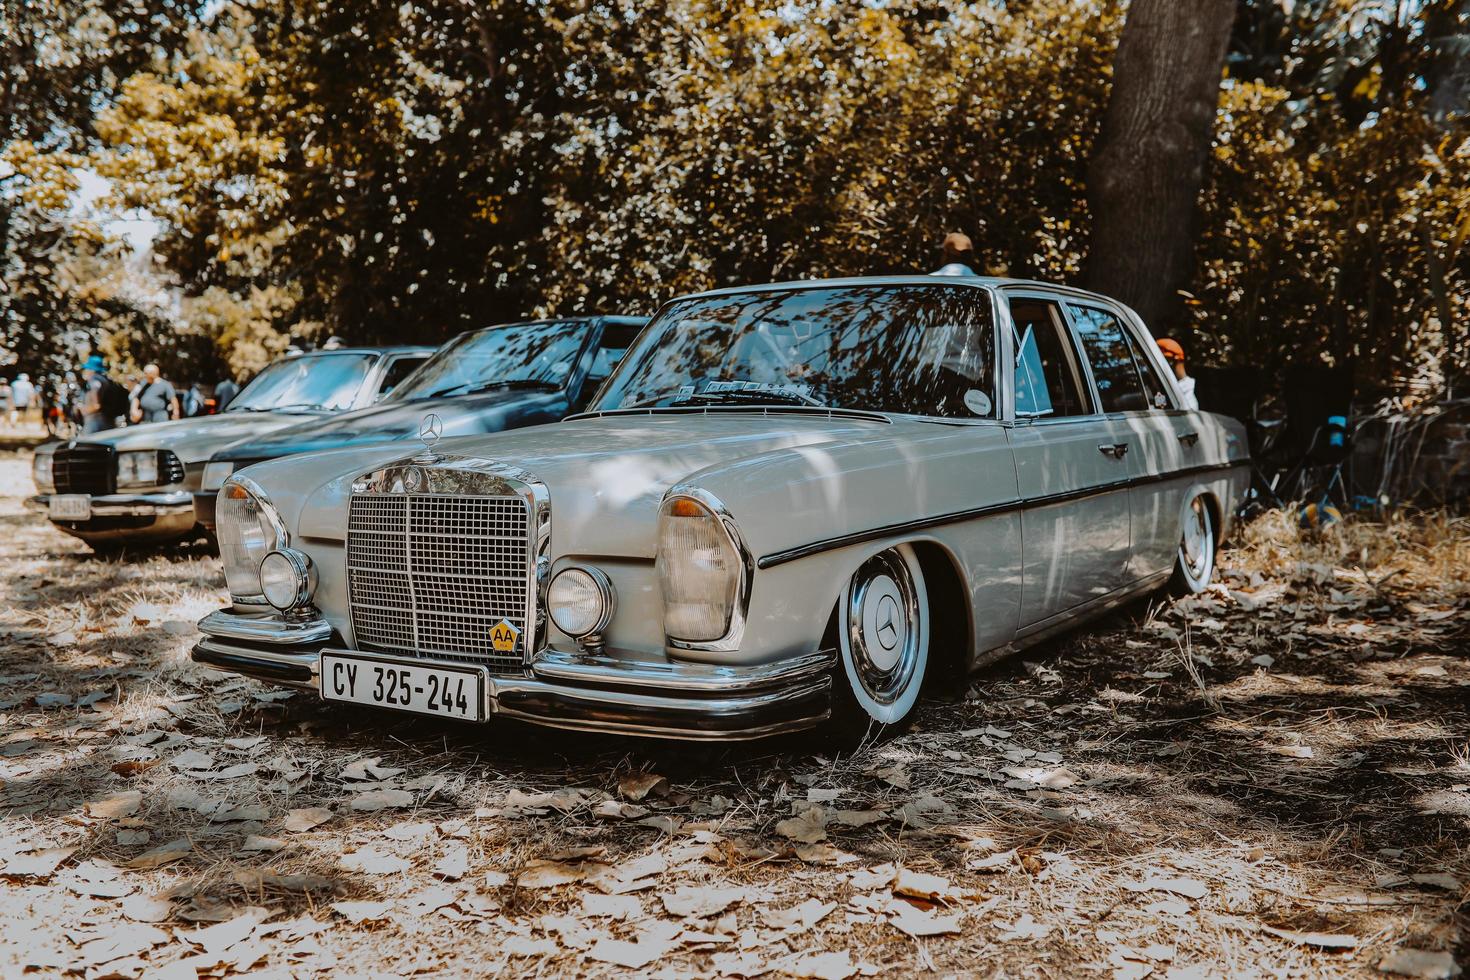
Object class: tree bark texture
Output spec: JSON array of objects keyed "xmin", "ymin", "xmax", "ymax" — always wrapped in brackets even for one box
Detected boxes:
[{"xmin": 1085, "ymin": 0, "xmax": 1236, "ymax": 334}]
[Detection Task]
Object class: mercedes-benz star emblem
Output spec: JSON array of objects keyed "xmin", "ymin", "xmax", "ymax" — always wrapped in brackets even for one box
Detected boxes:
[
  {"xmin": 875, "ymin": 595, "xmax": 901, "ymax": 650},
  {"xmin": 419, "ymin": 413, "xmax": 443, "ymax": 448}
]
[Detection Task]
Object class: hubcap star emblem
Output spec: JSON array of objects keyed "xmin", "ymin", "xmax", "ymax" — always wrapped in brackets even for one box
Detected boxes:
[{"xmin": 875, "ymin": 595, "xmax": 900, "ymax": 650}]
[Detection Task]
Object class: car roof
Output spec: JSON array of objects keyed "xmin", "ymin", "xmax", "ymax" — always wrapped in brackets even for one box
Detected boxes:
[{"xmin": 673, "ymin": 275, "xmax": 1130, "ymax": 310}]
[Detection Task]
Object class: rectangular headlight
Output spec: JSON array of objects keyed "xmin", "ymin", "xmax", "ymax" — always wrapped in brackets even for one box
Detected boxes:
[
  {"xmin": 202, "ymin": 461, "xmax": 236, "ymax": 491},
  {"xmin": 117, "ymin": 451, "xmax": 159, "ymax": 487},
  {"xmin": 32, "ymin": 452, "xmax": 54, "ymax": 492},
  {"xmin": 656, "ymin": 494, "xmax": 742, "ymax": 643}
]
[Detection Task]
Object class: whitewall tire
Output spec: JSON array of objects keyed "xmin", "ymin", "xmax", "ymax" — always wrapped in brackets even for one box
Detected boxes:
[
  {"xmin": 829, "ymin": 543, "xmax": 929, "ymax": 740},
  {"xmin": 1169, "ymin": 494, "xmax": 1216, "ymax": 596}
]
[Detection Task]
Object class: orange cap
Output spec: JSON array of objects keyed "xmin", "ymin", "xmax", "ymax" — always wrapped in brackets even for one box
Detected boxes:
[{"xmin": 1156, "ymin": 338, "xmax": 1185, "ymax": 363}]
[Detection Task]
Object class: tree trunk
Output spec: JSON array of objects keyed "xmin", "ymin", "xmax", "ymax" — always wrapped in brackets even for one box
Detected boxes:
[{"xmin": 1085, "ymin": 0, "xmax": 1235, "ymax": 334}]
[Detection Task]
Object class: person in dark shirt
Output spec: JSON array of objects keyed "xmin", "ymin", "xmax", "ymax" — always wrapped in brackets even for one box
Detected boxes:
[
  {"xmin": 80, "ymin": 355, "xmax": 127, "ymax": 433},
  {"xmin": 129, "ymin": 363, "xmax": 181, "ymax": 424}
]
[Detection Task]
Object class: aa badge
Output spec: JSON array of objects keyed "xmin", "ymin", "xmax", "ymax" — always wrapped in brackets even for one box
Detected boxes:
[{"xmin": 489, "ymin": 619, "xmax": 520, "ymax": 654}]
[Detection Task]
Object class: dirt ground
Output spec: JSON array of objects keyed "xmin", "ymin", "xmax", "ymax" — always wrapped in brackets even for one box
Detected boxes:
[{"xmin": 1, "ymin": 448, "xmax": 1466, "ymax": 979}]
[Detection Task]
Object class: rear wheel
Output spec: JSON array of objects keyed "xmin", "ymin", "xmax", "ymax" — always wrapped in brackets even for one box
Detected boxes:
[
  {"xmin": 1168, "ymin": 494, "xmax": 1216, "ymax": 596},
  {"xmin": 825, "ymin": 544, "xmax": 929, "ymax": 746}
]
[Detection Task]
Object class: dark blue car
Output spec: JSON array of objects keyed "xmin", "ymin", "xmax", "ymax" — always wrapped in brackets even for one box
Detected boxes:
[{"xmin": 193, "ymin": 315, "xmax": 646, "ymax": 532}]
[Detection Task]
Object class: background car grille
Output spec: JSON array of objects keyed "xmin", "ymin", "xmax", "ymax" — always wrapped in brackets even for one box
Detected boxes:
[
  {"xmin": 346, "ymin": 493, "xmax": 532, "ymax": 671},
  {"xmin": 52, "ymin": 443, "xmax": 116, "ymax": 495}
]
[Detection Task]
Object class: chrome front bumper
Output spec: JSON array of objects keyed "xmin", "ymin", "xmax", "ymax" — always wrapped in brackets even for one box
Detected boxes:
[
  {"xmin": 28, "ymin": 492, "xmax": 197, "ymax": 540},
  {"xmin": 191, "ymin": 610, "xmax": 834, "ymax": 740}
]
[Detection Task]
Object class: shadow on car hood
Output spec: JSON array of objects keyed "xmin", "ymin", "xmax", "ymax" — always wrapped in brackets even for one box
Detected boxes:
[{"xmin": 213, "ymin": 389, "xmax": 565, "ymax": 462}]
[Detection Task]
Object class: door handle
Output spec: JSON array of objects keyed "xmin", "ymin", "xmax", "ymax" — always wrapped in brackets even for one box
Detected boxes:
[
  {"xmin": 1178, "ymin": 431, "xmax": 1199, "ymax": 447},
  {"xmin": 1098, "ymin": 443, "xmax": 1129, "ymax": 459}
]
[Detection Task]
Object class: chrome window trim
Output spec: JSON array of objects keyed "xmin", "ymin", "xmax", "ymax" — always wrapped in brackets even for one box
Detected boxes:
[
  {"xmin": 222, "ymin": 475, "xmax": 290, "ymax": 606},
  {"xmin": 999, "ymin": 287, "xmax": 1106, "ymax": 422},
  {"xmin": 349, "ymin": 452, "xmax": 552, "ymax": 660},
  {"xmin": 659, "ymin": 484, "xmax": 754, "ymax": 654}
]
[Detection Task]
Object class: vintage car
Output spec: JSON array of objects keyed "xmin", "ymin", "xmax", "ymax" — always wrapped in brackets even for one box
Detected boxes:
[
  {"xmin": 29, "ymin": 346, "xmax": 431, "ymax": 551},
  {"xmin": 193, "ymin": 316, "xmax": 646, "ymax": 533},
  {"xmin": 193, "ymin": 277, "xmax": 1248, "ymax": 742}
]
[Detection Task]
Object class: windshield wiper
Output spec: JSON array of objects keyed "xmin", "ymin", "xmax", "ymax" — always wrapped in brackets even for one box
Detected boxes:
[
  {"xmin": 672, "ymin": 388, "xmax": 826, "ymax": 408},
  {"xmin": 426, "ymin": 379, "xmax": 561, "ymax": 398},
  {"xmin": 271, "ymin": 403, "xmax": 331, "ymax": 412}
]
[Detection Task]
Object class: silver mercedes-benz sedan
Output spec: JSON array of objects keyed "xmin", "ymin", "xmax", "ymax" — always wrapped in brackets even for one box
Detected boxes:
[{"xmin": 193, "ymin": 277, "xmax": 1248, "ymax": 742}]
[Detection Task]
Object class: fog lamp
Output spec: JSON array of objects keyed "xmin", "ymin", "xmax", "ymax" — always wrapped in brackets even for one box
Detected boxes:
[
  {"xmin": 259, "ymin": 548, "xmax": 317, "ymax": 612},
  {"xmin": 547, "ymin": 565, "xmax": 615, "ymax": 639}
]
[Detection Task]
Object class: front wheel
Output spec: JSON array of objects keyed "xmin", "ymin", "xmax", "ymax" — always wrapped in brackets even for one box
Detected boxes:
[
  {"xmin": 1168, "ymin": 494, "xmax": 1216, "ymax": 596},
  {"xmin": 825, "ymin": 544, "xmax": 929, "ymax": 747}
]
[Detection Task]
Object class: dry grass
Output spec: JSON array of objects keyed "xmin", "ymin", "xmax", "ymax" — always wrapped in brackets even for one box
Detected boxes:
[{"xmin": 0, "ymin": 450, "xmax": 1465, "ymax": 978}]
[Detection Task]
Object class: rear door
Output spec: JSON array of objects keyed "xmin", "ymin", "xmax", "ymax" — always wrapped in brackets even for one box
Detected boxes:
[
  {"xmin": 1004, "ymin": 292, "xmax": 1132, "ymax": 627},
  {"xmin": 1066, "ymin": 303, "xmax": 1188, "ymax": 582}
]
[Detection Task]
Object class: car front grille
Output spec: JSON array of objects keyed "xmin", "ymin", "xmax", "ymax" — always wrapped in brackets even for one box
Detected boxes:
[
  {"xmin": 346, "ymin": 493, "xmax": 533, "ymax": 671},
  {"xmin": 52, "ymin": 443, "xmax": 116, "ymax": 495}
]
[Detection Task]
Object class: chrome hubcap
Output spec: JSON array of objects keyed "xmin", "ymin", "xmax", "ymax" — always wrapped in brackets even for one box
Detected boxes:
[{"xmin": 846, "ymin": 552, "xmax": 921, "ymax": 705}]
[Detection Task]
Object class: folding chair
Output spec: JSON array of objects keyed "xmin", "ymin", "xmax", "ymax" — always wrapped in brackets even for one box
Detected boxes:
[{"xmin": 1193, "ymin": 366, "xmax": 1286, "ymax": 514}]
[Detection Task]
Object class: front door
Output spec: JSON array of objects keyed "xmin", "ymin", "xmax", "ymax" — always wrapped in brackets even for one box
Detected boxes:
[
  {"xmin": 1067, "ymin": 303, "xmax": 1189, "ymax": 581},
  {"xmin": 1005, "ymin": 295, "xmax": 1132, "ymax": 627}
]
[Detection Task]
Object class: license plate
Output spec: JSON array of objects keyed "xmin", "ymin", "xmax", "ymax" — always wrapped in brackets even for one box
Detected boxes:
[
  {"xmin": 319, "ymin": 651, "xmax": 485, "ymax": 722},
  {"xmin": 49, "ymin": 495, "xmax": 91, "ymax": 521}
]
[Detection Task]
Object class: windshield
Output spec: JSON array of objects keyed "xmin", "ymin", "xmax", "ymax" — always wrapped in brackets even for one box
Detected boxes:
[
  {"xmin": 387, "ymin": 320, "xmax": 591, "ymax": 400},
  {"xmin": 593, "ymin": 285, "xmax": 996, "ymax": 418},
  {"xmin": 227, "ymin": 353, "xmax": 376, "ymax": 413}
]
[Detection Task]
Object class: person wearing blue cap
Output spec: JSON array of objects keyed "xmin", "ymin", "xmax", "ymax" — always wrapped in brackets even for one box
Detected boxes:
[{"xmin": 79, "ymin": 355, "xmax": 128, "ymax": 433}]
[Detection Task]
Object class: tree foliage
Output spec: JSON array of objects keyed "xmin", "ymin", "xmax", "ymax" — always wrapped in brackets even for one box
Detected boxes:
[{"xmin": 2, "ymin": 0, "xmax": 1466, "ymax": 398}]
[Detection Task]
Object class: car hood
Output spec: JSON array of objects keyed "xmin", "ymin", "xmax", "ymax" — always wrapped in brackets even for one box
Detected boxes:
[
  {"xmin": 49, "ymin": 410, "xmax": 328, "ymax": 464},
  {"xmin": 212, "ymin": 389, "xmax": 565, "ymax": 462},
  {"xmin": 250, "ymin": 411, "xmax": 911, "ymax": 556}
]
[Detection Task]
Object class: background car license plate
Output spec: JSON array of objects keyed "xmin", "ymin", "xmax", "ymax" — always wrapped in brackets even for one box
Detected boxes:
[
  {"xmin": 320, "ymin": 652, "xmax": 484, "ymax": 722},
  {"xmin": 49, "ymin": 495, "xmax": 91, "ymax": 520}
]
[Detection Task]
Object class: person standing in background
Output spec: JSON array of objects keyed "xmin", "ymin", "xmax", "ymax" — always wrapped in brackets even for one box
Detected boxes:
[
  {"xmin": 11, "ymin": 373, "xmax": 34, "ymax": 423},
  {"xmin": 214, "ymin": 374, "xmax": 240, "ymax": 412},
  {"xmin": 931, "ymin": 232, "xmax": 979, "ymax": 277},
  {"xmin": 80, "ymin": 355, "xmax": 128, "ymax": 433},
  {"xmin": 129, "ymin": 363, "xmax": 181, "ymax": 424},
  {"xmin": 1156, "ymin": 338, "xmax": 1199, "ymax": 410}
]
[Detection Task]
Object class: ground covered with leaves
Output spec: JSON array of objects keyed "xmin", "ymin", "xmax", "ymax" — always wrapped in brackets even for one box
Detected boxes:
[{"xmin": 1, "ymin": 450, "xmax": 1466, "ymax": 979}]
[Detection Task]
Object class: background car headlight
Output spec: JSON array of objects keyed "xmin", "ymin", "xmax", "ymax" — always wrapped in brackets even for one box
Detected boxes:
[
  {"xmin": 202, "ymin": 460, "xmax": 237, "ymax": 491},
  {"xmin": 32, "ymin": 452, "xmax": 54, "ymax": 492},
  {"xmin": 260, "ymin": 549, "xmax": 316, "ymax": 611},
  {"xmin": 217, "ymin": 479, "xmax": 287, "ymax": 603},
  {"xmin": 117, "ymin": 450, "xmax": 159, "ymax": 487},
  {"xmin": 547, "ymin": 566, "xmax": 615, "ymax": 639},
  {"xmin": 656, "ymin": 492, "xmax": 746, "ymax": 643}
]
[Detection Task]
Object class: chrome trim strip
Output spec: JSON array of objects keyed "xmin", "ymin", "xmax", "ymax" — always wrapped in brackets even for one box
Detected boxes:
[
  {"xmin": 757, "ymin": 459, "xmax": 1250, "ymax": 569},
  {"xmin": 197, "ymin": 609, "xmax": 334, "ymax": 646},
  {"xmin": 532, "ymin": 648, "xmax": 836, "ymax": 693},
  {"xmin": 659, "ymin": 484, "xmax": 754, "ymax": 654},
  {"xmin": 565, "ymin": 405, "xmax": 893, "ymax": 424}
]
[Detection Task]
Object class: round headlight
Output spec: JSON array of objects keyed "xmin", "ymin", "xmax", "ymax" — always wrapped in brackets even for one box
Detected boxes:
[
  {"xmin": 547, "ymin": 566, "xmax": 615, "ymax": 639},
  {"xmin": 259, "ymin": 548, "xmax": 316, "ymax": 611}
]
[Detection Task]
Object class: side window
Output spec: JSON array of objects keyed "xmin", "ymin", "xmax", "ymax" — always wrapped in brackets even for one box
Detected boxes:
[
  {"xmin": 1123, "ymin": 329, "xmax": 1172, "ymax": 410},
  {"xmin": 587, "ymin": 323, "xmax": 641, "ymax": 385},
  {"xmin": 378, "ymin": 355, "xmax": 427, "ymax": 397},
  {"xmin": 1068, "ymin": 305, "xmax": 1150, "ymax": 413},
  {"xmin": 1007, "ymin": 299, "xmax": 1092, "ymax": 418}
]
